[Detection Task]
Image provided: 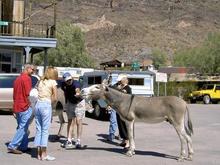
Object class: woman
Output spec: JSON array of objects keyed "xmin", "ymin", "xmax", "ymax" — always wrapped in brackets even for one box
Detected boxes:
[
  {"xmin": 34, "ymin": 67, "xmax": 58, "ymax": 161},
  {"xmin": 116, "ymin": 74, "xmax": 132, "ymax": 149}
]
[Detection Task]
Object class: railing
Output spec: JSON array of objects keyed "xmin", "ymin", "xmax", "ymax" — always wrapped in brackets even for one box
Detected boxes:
[{"xmin": 0, "ymin": 21, "xmax": 55, "ymax": 38}]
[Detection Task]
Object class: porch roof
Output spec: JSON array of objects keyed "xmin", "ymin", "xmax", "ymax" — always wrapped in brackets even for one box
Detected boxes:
[{"xmin": 0, "ymin": 36, "xmax": 57, "ymax": 52}]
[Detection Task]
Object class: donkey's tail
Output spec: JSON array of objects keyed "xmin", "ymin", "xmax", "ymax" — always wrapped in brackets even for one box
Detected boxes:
[{"xmin": 185, "ymin": 106, "xmax": 194, "ymax": 136}]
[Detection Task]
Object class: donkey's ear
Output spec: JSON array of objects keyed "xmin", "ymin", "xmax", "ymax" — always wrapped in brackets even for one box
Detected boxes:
[
  {"xmin": 100, "ymin": 83, "xmax": 109, "ymax": 93},
  {"xmin": 102, "ymin": 79, "xmax": 109, "ymax": 85}
]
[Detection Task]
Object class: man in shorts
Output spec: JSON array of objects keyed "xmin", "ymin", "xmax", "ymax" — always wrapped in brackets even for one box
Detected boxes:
[{"xmin": 61, "ymin": 72, "xmax": 84, "ymax": 149}]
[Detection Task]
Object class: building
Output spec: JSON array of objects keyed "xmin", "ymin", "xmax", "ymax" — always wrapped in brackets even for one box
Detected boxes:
[
  {"xmin": 0, "ymin": 0, "xmax": 57, "ymax": 73},
  {"xmin": 158, "ymin": 66, "xmax": 220, "ymax": 82},
  {"xmin": 100, "ymin": 59, "xmax": 123, "ymax": 70}
]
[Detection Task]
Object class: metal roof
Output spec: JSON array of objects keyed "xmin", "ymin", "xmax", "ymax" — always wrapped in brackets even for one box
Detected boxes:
[{"xmin": 0, "ymin": 36, "xmax": 57, "ymax": 48}]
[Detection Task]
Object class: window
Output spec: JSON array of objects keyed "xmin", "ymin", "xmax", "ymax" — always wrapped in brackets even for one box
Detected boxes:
[
  {"xmin": 88, "ymin": 76, "xmax": 102, "ymax": 85},
  {"xmin": 128, "ymin": 78, "xmax": 144, "ymax": 85},
  {"xmin": 0, "ymin": 75, "xmax": 39, "ymax": 88},
  {"xmin": 0, "ymin": 76, "xmax": 17, "ymax": 88},
  {"xmin": 216, "ymin": 85, "xmax": 220, "ymax": 90},
  {"xmin": 202, "ymin": 85, "xmax": 214, "ymax": 90},
  {"xmin": 0, "ymin": 48, "xmax": 23, "ymax": 73},
  {"xmin": 1, "ymin": 53, "xmax": 11, "ymax": 62},
  {"xmin": 1, "ymin": 64, "xmax": 11, "ymax": 73},
  {"xmin": 0, "ymin": 52, "xmax": 12, "ymax": 73}
]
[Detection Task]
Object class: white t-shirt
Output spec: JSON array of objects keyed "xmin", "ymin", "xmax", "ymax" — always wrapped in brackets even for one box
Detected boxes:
[{"xmin": 38, "ymin": 79, "xmax": 57, "ymax": 102}]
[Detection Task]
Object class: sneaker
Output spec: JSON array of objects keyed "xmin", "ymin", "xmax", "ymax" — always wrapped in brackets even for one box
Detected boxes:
[
  {"xmin": 8, "ymin": 148, "xmax": 23, "ymax": 154},
  {"xmin": 75, "ymin": 140, "xmax": 82, "ymax": 149},
  {"xmin": 60, "ymin": 140, "xmax": 70, "ymax": 148},
  {"xmin": 71, "ymin": 138, "xmax": 75, "ymax": 145},
  {"xmin": 65, "ymin": 141, "xmax": 73, "ymax": 149},
  {"xmin": 42, "ymin": 155, "xmax": 55, "ymax": 161}
]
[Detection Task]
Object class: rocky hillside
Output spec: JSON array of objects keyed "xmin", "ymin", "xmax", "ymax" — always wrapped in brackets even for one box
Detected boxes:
[{"xmin": 28, "ymin": 0, "xmax": 220, "ymax": 66}]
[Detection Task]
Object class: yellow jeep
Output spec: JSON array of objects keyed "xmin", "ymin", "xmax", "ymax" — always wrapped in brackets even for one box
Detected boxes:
[{"xmin": 188, "ymin": 84, "xmax": 220, "ymax": 104}]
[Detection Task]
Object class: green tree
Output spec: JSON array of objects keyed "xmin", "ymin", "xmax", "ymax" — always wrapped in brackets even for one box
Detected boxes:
[
  {"xmin": 151, "ymin": 49, "xmax": 167, "ymax": 69},
  {"xmin": 173, "ymin": 32, "xmax": 220, "ymax": 74},
  {"xmin": 34, "ymin": 21, "xmax": 94, "ymax": 67}
]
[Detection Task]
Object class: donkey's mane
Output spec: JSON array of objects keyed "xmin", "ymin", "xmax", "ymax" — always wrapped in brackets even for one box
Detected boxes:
[{"xmin": 108, "ymin": 85, "xmax": 131, "ymax": 96}]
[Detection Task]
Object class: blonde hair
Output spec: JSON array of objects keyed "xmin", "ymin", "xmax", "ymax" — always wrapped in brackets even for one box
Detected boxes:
[
  {"xmin": 42, "ymin": 66, "xmax": 58, "ymax": 80},
  {"xmin": 121, "ymin": 76, "xmax": 129, "ymax": 84}
]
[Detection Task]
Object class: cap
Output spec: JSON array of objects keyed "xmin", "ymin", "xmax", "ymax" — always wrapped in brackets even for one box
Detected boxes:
[
  {"xmin": 63, "ymin": 72, "xmax": 72, "ymax": 82},
  {"xmin": 116, "ymin": 74, "xmax": 128, "ymax": 82},
  {"xmin": 73, "ymin": 74, "xmax": 80, "ymax": 78}
]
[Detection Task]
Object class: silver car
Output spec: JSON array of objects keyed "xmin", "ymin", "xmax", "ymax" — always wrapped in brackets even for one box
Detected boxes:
[{"xmin": 0, "ymin": 73, "xmax": 65, "ymax": 115}]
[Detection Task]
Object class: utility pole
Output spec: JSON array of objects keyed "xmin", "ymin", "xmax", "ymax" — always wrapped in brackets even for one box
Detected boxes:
[
  {"xmin": 28, "ymin": 0, "xmax": 32, "ymax": 36},
  {"xmin": 53, "ymin": 0, "xmax": 57, "ymax": 37}
]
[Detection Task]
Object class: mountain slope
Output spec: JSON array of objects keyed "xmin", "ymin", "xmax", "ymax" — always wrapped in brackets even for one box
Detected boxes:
[{"xmin": 29, "ymin": 0, "xmax": 220, "ymax": 66}]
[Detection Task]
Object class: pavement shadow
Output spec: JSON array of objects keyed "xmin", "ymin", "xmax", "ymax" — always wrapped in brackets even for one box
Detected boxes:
[
  {"xmin": 95, "ymin": 133, "xmax": 178, "ymax": 160},
  {"xmin": 71, "ymin": 146, "xmax": 178, "ymax": 160},
  {"xmin": 4, "ymin": 141, "xmax": 37, "ymax": 159},
  {"xmin": 134, "ymin": 150, "xmax": 178, "ymax": 160},
  {"xmin": 96, "ymin": 133, "xmax": 120, "ymax": 146},
  {"xmin": 49, "ymin": 134, "xmax": 65, "ymax": 143}
]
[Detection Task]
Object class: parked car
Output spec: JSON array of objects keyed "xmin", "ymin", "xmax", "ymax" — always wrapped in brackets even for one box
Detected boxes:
[
  {"xmin": 80, "ymin": 70, "xmax": 155, "ymax": 120},
  {"xmin": 0, "ymin": 73, "xmax": 65, "ymax": 115},
  {"xmin": 188, "ymin": 84, "xmax": 220, "ymax": 104}
]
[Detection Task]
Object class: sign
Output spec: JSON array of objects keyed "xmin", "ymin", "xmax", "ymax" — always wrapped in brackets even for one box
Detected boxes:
[
  {"xmin": 131, "ymin": 61, "xmax": 140, "ymax": 71},
  {"xmin": 156, "ymin": 72, "xmax": 167, "ymax": 82},
  {"xmin": 0, "ymin": 21, "xmax": 8, "ymax": 26}
]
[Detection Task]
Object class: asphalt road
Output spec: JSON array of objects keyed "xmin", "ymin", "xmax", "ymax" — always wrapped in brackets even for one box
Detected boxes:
[{"xmin": 0, "ymin": 104, "xmax": 220, "ymax": 165}]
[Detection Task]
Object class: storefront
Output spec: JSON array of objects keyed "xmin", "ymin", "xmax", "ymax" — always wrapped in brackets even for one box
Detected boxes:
[{"xmin": 0, "ymin": 36, "xmax": 57, "ymax": 73}]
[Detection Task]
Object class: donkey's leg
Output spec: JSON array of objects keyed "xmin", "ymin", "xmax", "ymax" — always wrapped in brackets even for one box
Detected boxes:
[
  {"xmin": 181, "ymin": 130, "xmax": 194, "ymax": 161},
  {"xmin": 125, "ymin": 120, "xmax": 135, "ymax": 157},
  {"xmin": 57, "ymin": 111, "xmax": 65, "ymax": 138},
  {"xmin": 173, "ymin": 122, "xmax": 186, "ymax": 161}
]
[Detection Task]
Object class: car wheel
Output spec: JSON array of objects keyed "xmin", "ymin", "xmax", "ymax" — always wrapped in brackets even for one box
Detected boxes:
[{"xmin": 203, "ymin": 95, "xmax": 211, "ymax": 104}]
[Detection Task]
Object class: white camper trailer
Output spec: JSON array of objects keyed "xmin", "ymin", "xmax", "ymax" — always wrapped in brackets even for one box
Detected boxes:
[{"xmin": 80, "ymin": 70, "xmax": 155, "ymax": 119}]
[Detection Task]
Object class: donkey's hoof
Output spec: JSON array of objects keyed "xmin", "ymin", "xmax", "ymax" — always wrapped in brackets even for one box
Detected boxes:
[
  {"xmin": 185, "ymin": 155, "xmax": 193, "ymax": 161},
  {"xmin": 125, "ymin": 150, "xmax": 135, "ymax": 157},
  {"xmin": 177, "ymin": 157, "xmax": 184, "ymax": 162}
]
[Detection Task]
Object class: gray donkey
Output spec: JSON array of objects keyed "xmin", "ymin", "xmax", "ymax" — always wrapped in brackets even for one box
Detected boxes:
[{"xmin": 81, "ymin": 83, "xmax": 194, "ymax": 161}]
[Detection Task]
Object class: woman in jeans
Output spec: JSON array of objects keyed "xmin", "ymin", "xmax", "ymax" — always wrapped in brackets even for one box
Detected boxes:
[{"xmin": 34, "ymin": 67, "xmax": 58, "ymax": 161}]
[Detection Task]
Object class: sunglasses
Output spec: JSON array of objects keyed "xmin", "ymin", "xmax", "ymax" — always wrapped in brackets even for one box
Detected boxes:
[
  {"xmin": 30, "ymin": 67, "xmax": 35, "ymax": 71},
  {"xmin": 66, "ymin": 79, "xmax": 72, "ymax": 83}
]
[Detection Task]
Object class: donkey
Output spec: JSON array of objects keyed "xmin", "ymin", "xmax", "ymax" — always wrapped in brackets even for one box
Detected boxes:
[{"xmin": 81, "ymin": 84, "xmax": 194, "ymax": 161}]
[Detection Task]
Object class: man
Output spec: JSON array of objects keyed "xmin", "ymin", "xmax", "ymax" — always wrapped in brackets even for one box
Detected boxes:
[
  {"xmin": 7, "ymin": 64, "xmax": 35, "ymax": 154},
  {"xmin": 61, "ymin": 72, "xmax": 84, "ymax": 149}
]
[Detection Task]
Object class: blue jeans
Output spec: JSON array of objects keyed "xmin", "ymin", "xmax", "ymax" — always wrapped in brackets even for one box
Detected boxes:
[
  {"xmin": 109, "ymin": 109, "xmax": 118, "ymax": 139},
  {"xmin": 34, "ymin": 100, "xmax": 52, "ymax": 147},
  {"xmin": 8, "ymin": 107, "xmax": 33, "ymax": 151}
]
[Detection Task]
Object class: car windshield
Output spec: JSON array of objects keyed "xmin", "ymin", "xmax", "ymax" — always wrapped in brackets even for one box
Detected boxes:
[{"xmin": 201, "ymin": 84, "xmax": 214, "ymax": 90}]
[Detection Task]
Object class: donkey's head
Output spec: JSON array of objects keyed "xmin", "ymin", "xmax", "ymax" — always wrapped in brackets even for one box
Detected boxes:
[{"xmin": 81, "ymin": 83, "xmax": 109, "ymax": 101}]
